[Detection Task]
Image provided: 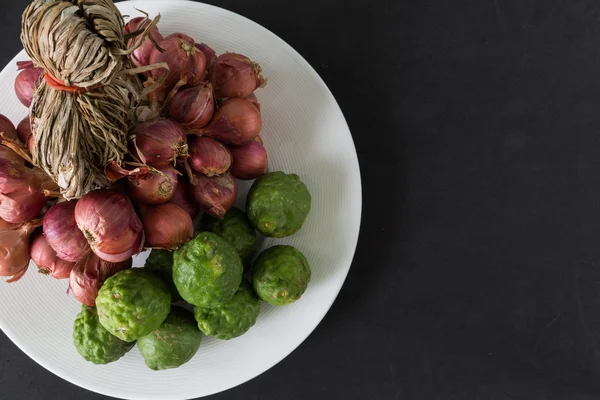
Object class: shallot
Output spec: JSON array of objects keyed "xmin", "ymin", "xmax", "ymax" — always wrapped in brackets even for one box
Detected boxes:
[
  {"xmin": 75, "ymin": 190, "xmax": 145, "ymax": 263},
  {"xmin": 0, "ymin": 218, "xmax": 42, "ymax": 282},
  {"xmin": 16, "ymin": 117, "xmax": 34, "ymax": 153},
  {"xmin": 170, "ymin": 179, "xmax": 200, "ymax": 219},
  {"xmin": 0, "ymin": 146, "xmax": 22, "ymax": 164},
  {"xmin": 229, "ymin": 140, "xmax": 269, "ymax": 180},
  {"xmin": 128, "ymin": 166, "xmax": 179, "ymax": 205},
  {"xmin": 43, "ymin": 201, "xmax": 90, "ymax": 262},
  {"xmin": 169, "ymin": 82, "xmax": 215, "ymax": 131},
  {"xmin": 69, "ymin": 255, "xmax": 132, "ymax": 306},
  {"xmin": 190, "ymin": 172, "xmax": 238, "ymax": 219},
  {"xmin": 189, "ymin": 136, "xmax": 232, "ymax": 176},
  {"xmin": 139, "ymin": 203, "xmax": 193, "ymax": 249},
  {"xmin": 30, "ymin": 233, "xmax": 75, "ymax": 279},
  {"xmin": 245, "ymin": 92, "xmax": 261, "ymax": 111},
  {"xmin": 195, "ymin": 43, "xmax": 216, "ymax": 66},
  {"xmin": 131, "ymin": 119, "xmax": 188, "ymax": 169},
  {"xmin": 0, "ymin": 154, "xmax": 56, "ymax": 224},
  {"xmin": 125, "ymin": 17, "xmax": 164, "ymax": 69},
  {"xmin": 149, "ymin": 33, "xmax": 207, "ymax": 98},
  {"xmin": 0, "ymin": 114, "xmax": 17, "ymax": 142},
  {"xmin": 210, "ymin": 53, "xmax": 266, "ymax": 98},
  {"xmin": 201, "ymin": 98, "xmax": 262, "ymax": 145},
  {"xmin": 14, "ymin": 62, "xmax": 42, "ymax": 108}
]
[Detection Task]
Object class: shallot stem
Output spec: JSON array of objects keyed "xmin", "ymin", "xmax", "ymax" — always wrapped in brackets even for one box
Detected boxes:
[
  {"xmin": 122, "ymin": 161, "xmax": 180, "ymax": 179},
  {"xmin": 125, "ymin": 9, "xmax": 165, "ymax": 54},
  {"xmin": 182, "ymin": 158, "xmax": 197, "ymax": 185},
  {"xmin": 120, "ymin": 14, "xmax": 163, "ymax": 56},
  {"xmin": 130, "ymin": 137, "xmax": 148, "ymax": 165},
  {"xmin": 43, "ymin": 190, "xmax": 62, "ymax": 198},
  {"xmin": 161, "ymin": 73, "xmax": 191, "ymax": 115},
  {"xmin": 137, "ymin": 62, "xmax": 171, "ymax": 96},
  {"xmin": 0, "ymin": 134, "xmax": 33, "ymax": 164}
]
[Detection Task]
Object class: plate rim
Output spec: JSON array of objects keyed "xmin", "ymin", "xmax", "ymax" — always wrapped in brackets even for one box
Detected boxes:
[{"xmin": 0, "ymin": 1, "xmax": 362, "ymax": 399}]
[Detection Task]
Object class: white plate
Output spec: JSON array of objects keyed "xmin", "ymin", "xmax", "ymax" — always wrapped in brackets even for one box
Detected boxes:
[{"xmin": 0, "ymin": 1, "xmax": 361, "ymax": 399}]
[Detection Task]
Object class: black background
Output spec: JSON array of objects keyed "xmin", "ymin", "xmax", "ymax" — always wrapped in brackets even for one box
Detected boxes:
[{"xmin": 2, "ymin": 0, "xmax": 600, "ymax": 399}]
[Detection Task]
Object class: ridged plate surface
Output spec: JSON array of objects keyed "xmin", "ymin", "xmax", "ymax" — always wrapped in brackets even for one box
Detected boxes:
[{"xmin": 0, "ymin": 1, "xmax": 361, "ymax": 399}]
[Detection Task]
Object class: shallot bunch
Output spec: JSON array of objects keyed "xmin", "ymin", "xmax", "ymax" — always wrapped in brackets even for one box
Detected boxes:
[{"xmin": 161, "ymin": 48, "xmax": 268, "ymax": 217}]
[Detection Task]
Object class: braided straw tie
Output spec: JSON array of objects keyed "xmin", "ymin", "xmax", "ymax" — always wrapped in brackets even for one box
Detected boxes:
[{"xmin": 21, "ymin": 0, "xmax": 142, "ymax": 199}]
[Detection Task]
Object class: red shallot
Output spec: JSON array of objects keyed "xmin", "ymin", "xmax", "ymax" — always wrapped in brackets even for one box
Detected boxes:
[
  {"xmin": 0, "ymin": 155, "xmax": 56, "ymax": 224},
  {"xmin": 139, "ymin": 203, "xmax": 193, "ymax": 250},
  {"xmin": 125, "ymin": 17, "xmax": 164, "ymax": 69},
  {"xmin": 30, "ymin": 233, "xmax": 75, "ymax": 279},
  {"xmin": 195, "ymin": 43, "xmax": 216, "ymax": 66},
  {"xmin": 189, "ymin": 136, "xmax": 232, "ymax": 176},
  {"xmin": 169, "ymin": 82, "xmax": 215, "ymax": 131},
  {"xmin": 128, "ymin": 166, "xmax": 179, "ymax": 205},
  {"xmin": 210, "ymin": 53, "xmax": 266, "ymax": 99},
  {"xmin": 43, "ymin": 201, "xmax": 90, "ymax": 262},
  {"xmin": 201, "ymin": 98, "xmax": 262, "ymax": 145},
  {"xmin": 131, "ymin": 119, "xmax": 188, "ymax": 169},
  {"xmin": 245, "ymin": 92, "xmax": 261, "ymax": 111},
  {"xmin": 170, "ymin": 179, "xmax": 200, "ymax": 219},
  {"xmin": 14, "ymin": 62, "xmax": 42, "ymax": 108},
  {"xmin": 75, "ymin": 190, "xmax": 145, "ymax": 263},
  {"xmin": 149, "ymin": 33, "xmax": 207, "ymax": 98},
  {"xmin": 0, "ymin": 114, "xmax": 17, "ymax": 142},
  {"xmin": 229, "ymin": 140, "xmax": 269, "ymax": 180},
  {"xmin": 16, "ymin": 117, "xmax": 34, "ymax": 153},
  {"xmin": 69, "ymin": 255, "xmax": 132, "ymax": 306},
  {"xmin": 190, "ymin": 172, "xmax": 238, "ymax": 219},
  {"xmin": 0, "ymin": 218, "xmax": 42, "ymax": 282}
]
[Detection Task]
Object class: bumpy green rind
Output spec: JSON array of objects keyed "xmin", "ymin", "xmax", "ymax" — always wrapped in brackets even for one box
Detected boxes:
[
  {"xmin": 173, "ymin": 232, "xmax": 243, "ymax": 308},
  {"xmin": 252, "ymin": 246, "xmax": 311, "ymax": 306},
  {"xmin": 201, "ymin": 208, "xmax": 257, "ymax": 270},
  {"xmin": 194, "ymin": 280, "xmax": 260, "ymax": 340},
  {"xmin": 96, "ymin": 268, "xmax": 171, "ymax": 342},
  {"xmin": 137, "ymin": 307, "xmax": 202, "ymax": 370},
  {"xmin": 145, "ymin": 249, "xmax": 181, "ymax": 300},
  {"xmin": 246, "ymin": 171, "xmax": 312, "ymax": 238},
  {"xmin": 73, "ymin": 305, "xmax": 134, "ymax": 365}
]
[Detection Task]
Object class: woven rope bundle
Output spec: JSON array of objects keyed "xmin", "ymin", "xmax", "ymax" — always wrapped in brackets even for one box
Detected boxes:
[{"xmin": 21, "ymin": 0, "xmax": 141, "ymax": 199}]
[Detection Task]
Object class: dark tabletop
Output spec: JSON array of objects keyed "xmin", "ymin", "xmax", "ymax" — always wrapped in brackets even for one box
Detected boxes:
[{"xmin": 3, "ymin": 0, "xmax": 600, "ymax": 399}]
